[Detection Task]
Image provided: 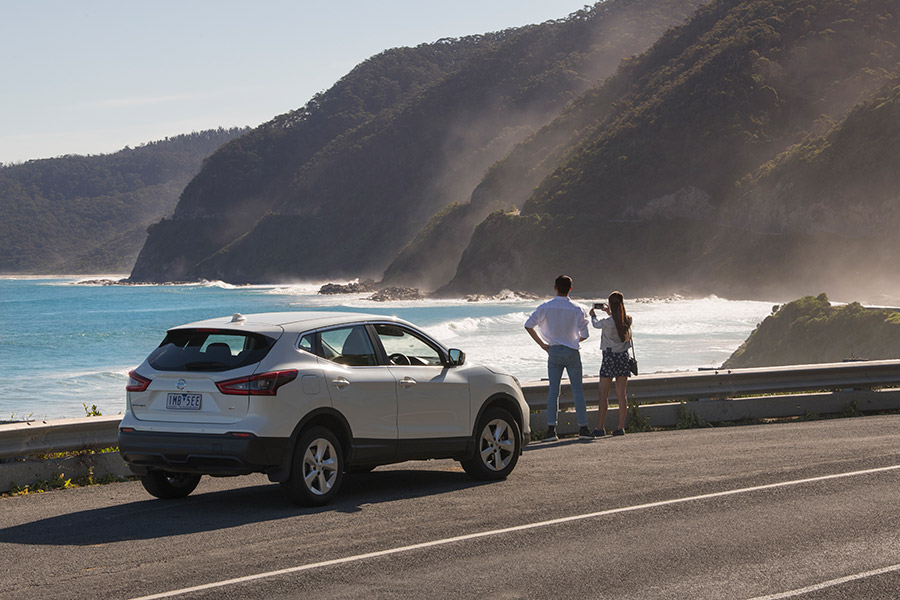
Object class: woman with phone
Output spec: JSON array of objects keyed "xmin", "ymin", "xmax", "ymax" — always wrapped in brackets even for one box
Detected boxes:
[{"xmin": 589, "ymin": 291, "xmax": 633, "ymax": 436}]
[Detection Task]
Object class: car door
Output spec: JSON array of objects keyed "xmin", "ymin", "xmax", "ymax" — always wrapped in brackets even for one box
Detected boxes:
[
  {"xmin": 373, "ymin": 323, "xmax": 470, "ymax": 450},
  {"xmin": 313, "ymin": 325, "xmax": 398, "ymax": 463}
]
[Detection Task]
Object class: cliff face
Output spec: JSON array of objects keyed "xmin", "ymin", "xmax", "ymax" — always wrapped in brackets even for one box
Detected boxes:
[
  {"xmin": 722, "ymin": 294, "xmax": 900, "ymax": 368},
  {"xmin": 128, "ymin": 40, "xmax": 491, "ymax": 282},
  {"xmin": 129, "ymin": 0, "xmax": 706, "ymax": 284},
  {"xmin": 442, "ymin": 0, "xmax": 900, "ymax": 301},
  {"xmin": 129, "ymin": 0, "xmax": 900, "ymax": 304},
  {"xmin": 378, "ymin": 0, "xmax": 706, "ymax": 290}
]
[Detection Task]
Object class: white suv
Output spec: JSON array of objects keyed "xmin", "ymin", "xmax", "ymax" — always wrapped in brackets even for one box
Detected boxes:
[{"xmin": 119, "ymin": 312, "xmax": 529, "ymax": 505}]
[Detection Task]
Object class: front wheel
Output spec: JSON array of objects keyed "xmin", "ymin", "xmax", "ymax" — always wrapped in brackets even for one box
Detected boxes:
[
  {"xmin": 281, "ymin": 426, "xmax": 345, "ymax": 506},
  {"xmin": 460, "ymin": 407, "xmax": 521, "ymax": 480},
  {"xmin": 140, "ymin": 471, "xmax": 202, "ymax": 499}
]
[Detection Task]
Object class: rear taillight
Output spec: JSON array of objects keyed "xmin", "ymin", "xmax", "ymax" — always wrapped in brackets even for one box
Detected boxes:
[
  {"xmin": 216, "ymin": 370, "xmax": 298, "ymax": 396},
  {"xmin": 126, "ymin": 370, "xmax": 151, "ymax": 392}
]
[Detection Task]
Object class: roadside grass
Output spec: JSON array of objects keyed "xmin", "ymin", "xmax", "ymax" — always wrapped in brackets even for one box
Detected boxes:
[
  {"xmin": 626, "ymin": 401, "xmax": 652, "ymax": 433},
  {"xmin": 2, "ymin": 442, "xmax": 129, "ymax": 498},
  {"xmin": 1, "ymin": 403, "xmax": 136, "ymax": 498},
  {"xmin": 5, "ymin": 404, "xmax": 898, "ymax": 497},
  {"xmin": 529, "ymin": 403, "xmax": 898, "ymax": 441},
  {"xmin": 4, "ymin": 469, "xmax": 131, "ymax": 497},
  {"xmin": 676, "ymin": 402, "xmax": 712, "ymax": 429},
  {"xmin": 3, "ymin": 461, "xmax": 135, "ymax": 497}
]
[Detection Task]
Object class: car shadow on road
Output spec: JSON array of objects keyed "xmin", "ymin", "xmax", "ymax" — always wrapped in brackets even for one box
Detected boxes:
[{"xmin": 0, "ymin": 468, "xmax": 496, "ymax": 546}]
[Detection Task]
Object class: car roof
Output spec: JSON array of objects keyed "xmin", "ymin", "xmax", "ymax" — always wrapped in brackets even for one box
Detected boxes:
[{"xmin": 170, "ymin": 311, "xmax": 408, "ymax": 334}]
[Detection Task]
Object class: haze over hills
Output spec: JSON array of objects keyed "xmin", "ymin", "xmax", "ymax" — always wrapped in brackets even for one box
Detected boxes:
[
  {"xmin": 16, "ymin": 0, "xmax": 894, "ymax": 304},
  {"xmin": 439, "ymin": 0, "xmax": 900, "ymax": 301},
  {"xmin": 0, "ymin": 128, "xmax": 247, "ymax": 274},
  {"xmin": 128, "ymin": 0, "xmax": 707, "ymax": 285}
]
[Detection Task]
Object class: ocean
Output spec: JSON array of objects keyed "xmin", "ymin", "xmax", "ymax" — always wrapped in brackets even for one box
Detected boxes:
[{"xmin": 0, "ymin": 277, "xmax": 775, "ymax": 420}]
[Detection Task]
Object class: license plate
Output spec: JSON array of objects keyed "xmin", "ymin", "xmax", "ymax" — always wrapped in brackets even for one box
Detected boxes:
[{"xmin": 166, "ymin": 393, "xmax": 202, "ymax": 410}]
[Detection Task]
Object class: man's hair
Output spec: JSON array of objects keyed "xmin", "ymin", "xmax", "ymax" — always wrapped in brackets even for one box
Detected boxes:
[{"xmin": 554, "ymin": 275, "xmax": 572, "ymax": 296}]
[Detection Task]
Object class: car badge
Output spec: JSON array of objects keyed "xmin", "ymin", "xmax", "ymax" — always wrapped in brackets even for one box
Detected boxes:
[{"xmin": 176, "ymin": 379, "xmax": 187, "ymax": 390}]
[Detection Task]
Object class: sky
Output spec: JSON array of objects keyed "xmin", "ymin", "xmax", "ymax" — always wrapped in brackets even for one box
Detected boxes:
[{"xmin": 1, "ymin": 0, "xmax": 590, "ymax": 165}]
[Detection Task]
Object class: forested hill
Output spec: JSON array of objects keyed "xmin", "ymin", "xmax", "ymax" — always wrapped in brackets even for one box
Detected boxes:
[
  {"xmin": 128, "ymin": 0, "xmax": 900, "ymax": 305},
  {"xmin": 443, "ymin": 0, "xmax": 900, "ymax": 301},
  {"xmin": 0, "ymin": 128, "xmax": 247, "ymax": 274},
  {"xmin": 128, "ymin": 0, "xmax": 707, "ymax": 284}
]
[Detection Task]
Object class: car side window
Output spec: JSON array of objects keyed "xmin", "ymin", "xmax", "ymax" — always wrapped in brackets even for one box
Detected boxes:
[
  {"xmin": 375, "ymin": 324, "xmax": 444, "ymax": 366},
  {"xmin": 298, "ymin": 333, "xmax": 315, "ymax": 354},
  {"xmin": 320, "ymin": 326, "xmax": 378, "ymax": 366}
]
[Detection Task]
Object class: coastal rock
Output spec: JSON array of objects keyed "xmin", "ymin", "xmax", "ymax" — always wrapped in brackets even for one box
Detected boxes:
[
  {"xmin": 75, "ymin": 279, "xmax": 126, "ymax": 286},
  {"xmin": 464, "ymin": 289, "xmax": 540, "ymax": 302},
  {"xmin": 77, "ymin": 278, "xmax": 196, "ymax": 286},
  {"xmin": 633, "ymin": 294, "xmax": 687, "ymax": 304},
  {"xmin": 721, "ymin": 294, "xmax": 900, "ymax": 368},
  {"xmin": 367, "ymin": 287, "xmax": 424, "ymax": 302},
  {"xmin": 318, "ymin": 280, "xmax": 377, "ymax": 295}
]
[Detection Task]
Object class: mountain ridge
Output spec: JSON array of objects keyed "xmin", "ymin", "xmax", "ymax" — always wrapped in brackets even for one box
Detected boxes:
[
  {"xmin": 0, "ymin": 128, "xmax": 247, "ymax": 274},
  {"xmin": 440, "ymin": 0, "xmax": 900, "ymax": 302},
  {"xmin": 128, "ymin": 0, "xmax": 708, "ymax": 285}
]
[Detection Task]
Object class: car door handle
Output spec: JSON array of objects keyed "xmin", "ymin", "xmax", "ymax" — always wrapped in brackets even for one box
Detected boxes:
[
  {"xmin": 399, "ymin": 377, "xmax": 417, "ymax": 387},
  {"xmin": 331, "ymin": 377, "xmax": 350, "ymax": 389}
]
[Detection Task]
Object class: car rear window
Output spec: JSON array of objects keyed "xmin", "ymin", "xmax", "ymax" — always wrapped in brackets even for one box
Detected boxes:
[{"xmin": 147, "ymin": 329, "xmax": 276, "ymax": 372}]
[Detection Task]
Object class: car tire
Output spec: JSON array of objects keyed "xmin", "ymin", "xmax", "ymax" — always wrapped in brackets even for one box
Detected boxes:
[
  {"xmin": 140, "ymin": 471, "xmax": 202, "ymax": 499},
  {"xmin": 281, "ymin": 426, "xmax": 345, "ymax": 506},
  {"xmin": 349, "ymin": 465, "xmax": 376, "ymax": 474},
  {"xmin": 461, "ymin": 407, "xmax": 521, "ymax": 481}
]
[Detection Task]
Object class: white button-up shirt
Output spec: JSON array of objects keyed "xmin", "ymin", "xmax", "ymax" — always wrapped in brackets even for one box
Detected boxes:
[{"xmin": 524, "ymin": 295, "xmax": 590, "ymax": 350}]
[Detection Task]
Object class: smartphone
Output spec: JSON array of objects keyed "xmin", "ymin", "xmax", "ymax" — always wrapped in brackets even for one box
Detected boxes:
[{"xmin": 593, "ymin": 302, "xmax": 607, "ymax": 310}]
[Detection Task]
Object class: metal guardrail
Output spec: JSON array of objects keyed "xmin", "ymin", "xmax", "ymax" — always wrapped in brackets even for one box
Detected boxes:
[
  {"xmin": 0, "ymin": 415, "xmax": 121, "ymax": 461},
  {"xmin": 520, "ymin": 359, "xmax": 900, "ymax": 408},
  {"xmin": 2, "ymin": 360, "xmax": 900, "ymax": 460}
]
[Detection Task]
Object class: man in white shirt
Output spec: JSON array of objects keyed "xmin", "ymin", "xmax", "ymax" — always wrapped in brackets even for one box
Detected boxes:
[{"xmin": 524, "ymin": 275, "xmax": 591, "ymax": 441}]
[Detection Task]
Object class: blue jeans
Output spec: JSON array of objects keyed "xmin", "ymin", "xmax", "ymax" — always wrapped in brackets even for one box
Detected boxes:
[{"xmin": 546, "ymin": 345, "xmax": 587, "ymax": 427}]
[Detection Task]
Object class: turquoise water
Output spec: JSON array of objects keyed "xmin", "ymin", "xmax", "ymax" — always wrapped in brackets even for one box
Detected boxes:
[{"xmin": 0, "ymin": 277, "xmax": 774, "ymax": 419}]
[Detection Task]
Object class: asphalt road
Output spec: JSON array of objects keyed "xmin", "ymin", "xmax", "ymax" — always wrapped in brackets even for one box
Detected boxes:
[{"xmin": 1, "ymin": 415, "xmax": 899, "ymax": 600}]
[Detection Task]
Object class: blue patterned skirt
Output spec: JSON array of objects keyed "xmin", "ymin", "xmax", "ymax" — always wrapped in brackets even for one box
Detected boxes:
[{"xmin": 599, "ymin": 348, "xmax": 631, "ymax": 378}]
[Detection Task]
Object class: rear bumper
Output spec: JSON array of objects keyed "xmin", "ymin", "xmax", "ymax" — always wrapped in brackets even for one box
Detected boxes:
[{"xmin": 118, "ymin": 429, "xmax": 288, "ymax": 476}]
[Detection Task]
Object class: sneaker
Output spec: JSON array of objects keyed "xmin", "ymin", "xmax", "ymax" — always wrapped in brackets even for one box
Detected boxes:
[
  {"xmin": 542, "ymin": 426, "xmax": 558, "ymax": 442},
  {"xmin": 591, "ymin": 428, "xmax": 606, "ymax": 438},
  {"xmin": 579, "ymin": 426, "xmax": 593, "ymax": 440},
  {"xmin": 612, "ymin": 428, "xmax": 626, "ymax": 437}
]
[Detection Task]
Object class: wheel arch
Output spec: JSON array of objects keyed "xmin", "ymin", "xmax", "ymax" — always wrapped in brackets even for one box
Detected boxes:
[
  {"xmin": 472, "ymin": 393, "xmax": 524, "ymax": 440},
  {"xmin": 266, "ymin": 407, "xmax": 353, "ymax": 483}
]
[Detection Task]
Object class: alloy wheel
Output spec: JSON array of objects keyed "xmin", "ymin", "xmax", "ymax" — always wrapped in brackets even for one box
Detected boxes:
[
  {"xmin": 480, "ymin": 418, "xmax": 515, "ymax": 471},
  {"xmin": 302, "ymin": 437, "xmax": 339, "ymax": 496}
]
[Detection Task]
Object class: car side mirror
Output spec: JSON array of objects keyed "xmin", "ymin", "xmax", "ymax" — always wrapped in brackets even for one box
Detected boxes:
[{"xmin": 448, "ymin": 348, "xmax": 466, "ymax": 367}]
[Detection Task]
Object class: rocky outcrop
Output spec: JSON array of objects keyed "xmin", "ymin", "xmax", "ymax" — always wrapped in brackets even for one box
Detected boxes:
[
  {"xmin": 722, "ymin": 294, "xmax": 900, "ymax": 368},
  {"xmin": 318, "ymin": 281, "xmax": 377, "ymax": 295},
  {"xmin": 367, "ymin": 287, "xmax": 425, "ymax": 302},
  {"xmin": 463, "ymin": 289, "xmax": 540, "ymax": 302}
]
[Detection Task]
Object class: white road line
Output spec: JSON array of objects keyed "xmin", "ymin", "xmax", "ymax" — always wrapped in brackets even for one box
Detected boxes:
[
  {"xmin": 745, "ymin": 562, "xmax": 900, "ymax": 599},
  {"xmin": 130, "ymin": 464, "xmax": 900, "ymax": 600}
]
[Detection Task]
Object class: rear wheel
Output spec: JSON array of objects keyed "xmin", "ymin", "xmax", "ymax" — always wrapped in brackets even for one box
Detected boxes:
[
  {"xmin": 140, "ymin": 471, "xmax": 202, "ymax": 499},
  {"xmin": 349, "ymin": 465, "xmax": 376, "ymax": 474},
  {"xmin": 281, "ymin": 426, "xmax": 344, "ymax": 506},
  {"xmin": 461, "ymin": 407, "xmax": 521, "ymax": 480}
]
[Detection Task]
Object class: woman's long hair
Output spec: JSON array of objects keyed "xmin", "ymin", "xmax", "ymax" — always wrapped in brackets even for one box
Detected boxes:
[{"xmin": 609, "ymin": 291, "xmax": 632, "ymax": 343}]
